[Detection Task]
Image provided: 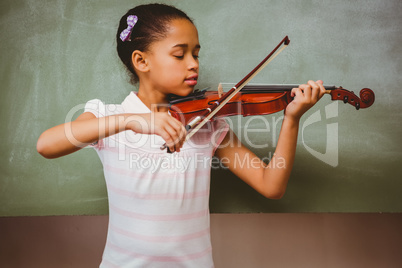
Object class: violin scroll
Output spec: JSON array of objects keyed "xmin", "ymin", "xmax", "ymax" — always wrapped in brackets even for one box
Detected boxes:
[
  {"xmin": 329, "ymin": 87, "xmax": 375, "ymax": 110},
  {"xmin": 359, "ymin": 88, "xmax": 375, "ymax": 108}
]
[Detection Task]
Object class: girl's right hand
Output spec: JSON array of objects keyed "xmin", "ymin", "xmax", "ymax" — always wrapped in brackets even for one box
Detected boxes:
[{"xmin": 125, "ymin": 112, "xmax": 187, "ymax": 152}]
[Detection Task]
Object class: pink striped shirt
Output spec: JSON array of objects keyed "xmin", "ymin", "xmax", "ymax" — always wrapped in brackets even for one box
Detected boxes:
[{"xmin": 84, "ymin": 92, "xmax": 229, "ymax": 267}]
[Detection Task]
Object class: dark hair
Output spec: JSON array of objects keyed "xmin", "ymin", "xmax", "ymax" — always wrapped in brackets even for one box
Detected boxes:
[{"xmin": 116, "ymin": 3, "xmax": 193, "ymax": 84}]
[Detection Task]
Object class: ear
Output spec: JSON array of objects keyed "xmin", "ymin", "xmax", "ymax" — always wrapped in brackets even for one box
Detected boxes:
[{"xmin": 131, "ymin": 50, "xmax": 149, "ymax": 73}]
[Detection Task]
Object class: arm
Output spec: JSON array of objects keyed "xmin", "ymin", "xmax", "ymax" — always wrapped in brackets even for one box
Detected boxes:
[
  {"xmin": 37, "ymin": 111, "xmax": 186, "ymax": 159},
  {"xmin": 215, "ymin": 117, "xmax": 299, "ymax": 199},
  {"xmin": 215, "ymin": 80, "xmax": 326, "ymax": 199}
]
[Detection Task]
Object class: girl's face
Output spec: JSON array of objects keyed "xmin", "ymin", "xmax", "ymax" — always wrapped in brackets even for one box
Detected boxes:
[{"xmin": 146, "ymin": 19, "xmax": 200, "ymax": 97}]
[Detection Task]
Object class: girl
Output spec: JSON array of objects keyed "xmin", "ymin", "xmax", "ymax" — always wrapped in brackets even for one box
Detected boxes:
[{"xmin": 37, "ymin": 3, "xmax": 326, "ymax": 267}]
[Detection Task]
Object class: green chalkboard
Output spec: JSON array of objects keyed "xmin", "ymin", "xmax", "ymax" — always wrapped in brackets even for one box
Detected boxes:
[{"xmin": 1, "ymin": 0, "xmax": 401, "ymax": 216}]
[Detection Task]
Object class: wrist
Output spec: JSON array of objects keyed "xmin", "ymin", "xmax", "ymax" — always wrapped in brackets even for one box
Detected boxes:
[
  {"xmin": 123, "ymin": 113, "xmax": 150, "ymax": 134},
  {"xmin": 283, "ymin": 114, "xmax": 300, "ymax": 127}
]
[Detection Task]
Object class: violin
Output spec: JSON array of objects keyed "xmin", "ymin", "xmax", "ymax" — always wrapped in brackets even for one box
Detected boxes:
[
  {"xmin": 160, "ymin": 36, "xmax": 375, "ymax": 151},
  {"xmin": 168, "ymin": 84, "xmax": 375, "ymax": 124}
]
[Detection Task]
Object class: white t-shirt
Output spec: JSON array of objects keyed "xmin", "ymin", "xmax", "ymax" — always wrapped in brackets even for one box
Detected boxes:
[{"xmin": 84, "ymin": 92, "xmax": 229, "ymax": 267}]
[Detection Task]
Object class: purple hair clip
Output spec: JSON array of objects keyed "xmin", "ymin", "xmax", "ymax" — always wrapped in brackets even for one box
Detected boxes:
[{"xmin": 120, "ymin": 15, "xmax": 138, "ymax": 42}]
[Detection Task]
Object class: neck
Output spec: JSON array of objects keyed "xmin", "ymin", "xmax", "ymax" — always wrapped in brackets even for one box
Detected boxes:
[{"xmin": 137, "ymin": 84, "xmax": 169, "ymax": 112}]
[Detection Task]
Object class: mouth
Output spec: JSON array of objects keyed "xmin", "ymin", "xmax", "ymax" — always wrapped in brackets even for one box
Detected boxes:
[{"xmin": 184, "ymin": 74, "xmax": 198, "ymax": 86}]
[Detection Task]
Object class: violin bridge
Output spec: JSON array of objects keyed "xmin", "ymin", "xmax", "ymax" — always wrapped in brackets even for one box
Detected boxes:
[{"xmin": 218, "ymin": 83, "xmax": 223, "ymax": 98}]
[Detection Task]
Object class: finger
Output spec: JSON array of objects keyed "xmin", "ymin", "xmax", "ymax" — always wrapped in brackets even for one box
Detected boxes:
[
  {"xmin": 315, "ymin": 80, "xmax": 326, "ymax": 98},
  {"xmin": 172, "ymin": 144, "xmax": 178, "ymax": 153},
  {"xmin": 171, "ymin": 116, "xmax": 185, "ymax": 125},
  {"xmin": 298, "ymin": 84, "xmax": 307, "ymax": 92},
  {"xmin": 172, "ymin": 128, "xmax": 185, "ymax": 153},
  {"xmin": 301, "ymin": 82, "xmax": 312, "ymax": 99},
  {"xmin": 168, "ymin": 118, "xmax": 187, "ymax": 142},
  {"xmin": 166, "ymin": 124, "xmax": 182, "ymax": 145},
  {"xmin": 290, "ymin": 86, "xmax": 303, "ymax": 97},
  {"xmin": 172, "ymin": 115, "xmax": 187, "ymax": 135},
  {"xmin": 170, "ymin": 122, "xmax": 189, "ymax": 152},
  {"xmin": 159, "ymin": 124, "xmax": 178, "ymax": 152},
  {"xmin": 178, "ymin": 124, "xmax": 187, "ymax": 145},
  {"xmin": 168, "ymin": 117, "xmax": 187, "ymax": 137},
  {"xmin": 291, "ymin": 87, "xmax": 303, "ymax": 99},
  {"xmin": 297, "ymin": 84, "xmax": 310, "ymax": 100},
  {"xmin": 290, "ymin": 88, "xmax": 296, "ymax": 97},
  {"xmin": 308, "ymin": 80, "xmax": 320, "ymax": 101},
  {"xmin": 161, "ymin": 116, "xmax": 187, "ymax": 152}
]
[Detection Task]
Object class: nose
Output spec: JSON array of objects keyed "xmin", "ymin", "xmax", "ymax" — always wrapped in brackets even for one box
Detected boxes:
[{"xmin": 187, "ymin": 56, "xmax": 199, "ymax": 71}]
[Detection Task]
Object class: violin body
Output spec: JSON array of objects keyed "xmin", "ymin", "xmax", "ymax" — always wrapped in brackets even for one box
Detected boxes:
[{"xmin": 169, "ymin": 90, "xmax": 291, "ymax": 124}]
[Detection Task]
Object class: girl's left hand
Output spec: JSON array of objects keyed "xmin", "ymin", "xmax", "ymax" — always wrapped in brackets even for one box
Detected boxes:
[{"xmin": 285, "ymin": 80, "xmax": 326, "ymax": 121}]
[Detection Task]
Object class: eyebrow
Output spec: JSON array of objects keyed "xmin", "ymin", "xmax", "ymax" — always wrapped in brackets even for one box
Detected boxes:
[{"xmin": 172, "ymin": 43, "xmax": 201, "ymax": 49}]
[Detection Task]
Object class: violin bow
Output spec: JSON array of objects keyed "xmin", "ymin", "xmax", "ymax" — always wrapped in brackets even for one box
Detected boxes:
[{"xmin": 161, "ymin": 36, "xmax": 290, "ymax": 151}]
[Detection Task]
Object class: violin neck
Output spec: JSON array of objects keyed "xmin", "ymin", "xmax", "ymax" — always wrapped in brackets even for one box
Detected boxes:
[{"xmin": 241, "ymin": 84, "xmax": 338, "ymax": 93}]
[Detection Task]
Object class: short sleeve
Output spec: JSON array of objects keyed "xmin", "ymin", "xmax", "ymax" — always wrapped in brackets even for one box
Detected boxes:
[
  {"xmin": 211, "ymin": 118, "xmax": 230, "ymax": 154},
  {"xmin": 84, "ymin": 99, "xmax": 106, "ymax": 118},
  {"xmin": 84, "ymin": 99, "xmax": 106, "ymax": 149}
]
